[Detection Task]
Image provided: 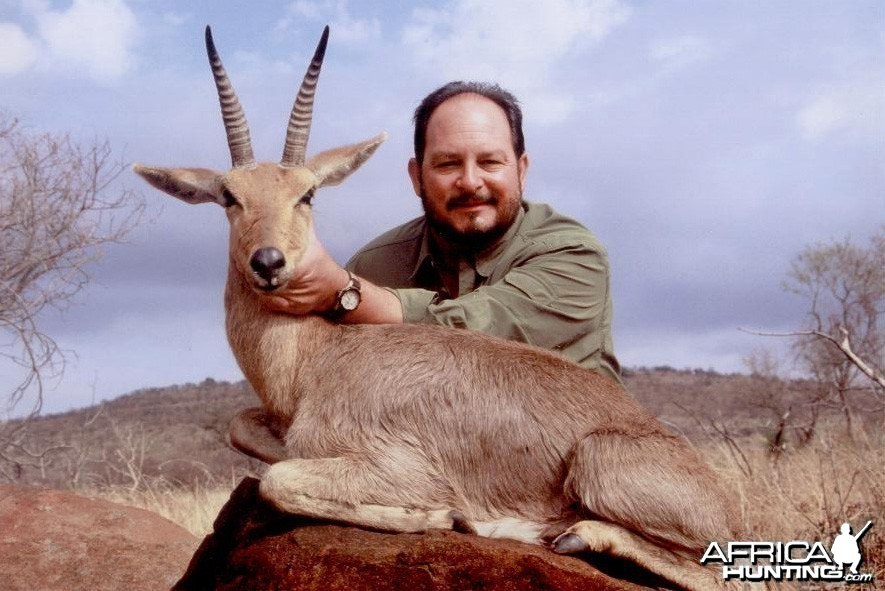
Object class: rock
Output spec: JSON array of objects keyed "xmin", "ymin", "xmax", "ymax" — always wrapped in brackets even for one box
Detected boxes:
[
  {"xmin": 175, "ymin": 478, "xmax": 660, "ymax": 591},
  {"xmin": 0, "ymin": 484, "xmax": 198, "ymax": 591}
]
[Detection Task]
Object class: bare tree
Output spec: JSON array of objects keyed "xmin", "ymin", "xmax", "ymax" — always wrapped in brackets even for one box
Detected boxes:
[
  {"xmin": 0, "ymin": 113, "xmax": 143, "ymax": 415},
  {"xmin": 743, "ymin": 347, "xmax": 820, "ymax": 451},
  {"xmin": 782, "ymin": 228, "xmax": 885, "ymax": 433},
  {"xmin": 0, "ymin": 113, "xmax": 143, "ymax": 481}
]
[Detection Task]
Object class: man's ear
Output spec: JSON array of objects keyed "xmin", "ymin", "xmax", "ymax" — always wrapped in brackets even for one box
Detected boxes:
[
  {"xmin": 306, "ymin": 132, "xmax": 387, "ymax": 188},
  {"xmin": 407, "ymin": 157, "xmax": 422, "ymax": 197},
  {"xmin": 517, "ymin": 153, "xmax": 529, "ymax": 194},
  {"xmin": 133, "ymin": 164, "xmax": 225, "ymax": 205}
]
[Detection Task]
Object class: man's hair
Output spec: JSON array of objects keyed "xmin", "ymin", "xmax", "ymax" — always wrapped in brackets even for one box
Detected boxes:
[{"xmin": 413, "ymin": 81, "xmax": 525, "ymax": 164}]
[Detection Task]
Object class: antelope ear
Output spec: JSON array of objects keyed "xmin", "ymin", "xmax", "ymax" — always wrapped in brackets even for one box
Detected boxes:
[
  {"xmin": 133, "ymin": 164, "xmax": 225, "ymax": 205},
  {"xmin": 306, "ymin": 132, "xmax": 386, "ymax": 188}
]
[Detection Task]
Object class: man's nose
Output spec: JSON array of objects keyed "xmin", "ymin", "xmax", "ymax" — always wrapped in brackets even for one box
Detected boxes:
[{"xmin": 455, "ymin": 163, "xmax": 482, "ymax": 193}]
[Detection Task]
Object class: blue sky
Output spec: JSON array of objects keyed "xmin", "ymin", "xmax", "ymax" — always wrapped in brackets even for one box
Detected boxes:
[{"xmin": 1, "ymin": 0, "xmax": 883, "ymax": 415}]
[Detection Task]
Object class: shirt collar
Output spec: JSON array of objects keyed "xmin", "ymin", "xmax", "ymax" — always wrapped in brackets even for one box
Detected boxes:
[
  {"xmin": 408, "ymin": 202, "xmax": 527, "ymax": 281},
  {"xmin": 474, "ymin": 204, "xmax": 525, "ymax": 278}
]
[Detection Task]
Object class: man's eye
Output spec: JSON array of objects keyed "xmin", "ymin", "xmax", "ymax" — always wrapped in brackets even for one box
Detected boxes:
[
  {"xmin": 221, "ymin": 189, "xmax": 239, "ymax": 208},
  {"xmin": 298, "ymin": 189, "xmax": 315, "ymax": 206}
]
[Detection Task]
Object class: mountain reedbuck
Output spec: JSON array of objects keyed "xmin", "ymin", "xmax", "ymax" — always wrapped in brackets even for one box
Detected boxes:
[{"xmin": 135, "ymin": 27, "xmax": 744, "ymax": 591}]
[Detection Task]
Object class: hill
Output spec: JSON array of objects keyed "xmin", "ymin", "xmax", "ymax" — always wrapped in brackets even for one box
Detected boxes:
[
  {"xmin": 2, "ymin": 368, "xmax": 882, "ymax": 580},
  {"xmin": 0, "ymin": 378, "xmax": 262, "ymax": 490},
  {"xmin": 2, "ymin": 367, "xmax": 878, "ymax": 491}
]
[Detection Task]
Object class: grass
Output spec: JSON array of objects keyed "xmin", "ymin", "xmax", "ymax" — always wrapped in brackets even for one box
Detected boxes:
[
  {"xmin": 704, "ymin": 423, "xmax": 884, "ymax": 582},
  {"xmin": 85, "ymin": 477, "xmax": 237, "ymax": 537},
  {"xmin": 80, "ymin": 420, "xmax": 883, "ymax": 586}
]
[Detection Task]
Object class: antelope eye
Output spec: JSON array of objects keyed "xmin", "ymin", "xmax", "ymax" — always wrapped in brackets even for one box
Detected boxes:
[
  {"xmin": 298, "ymin": 189, "xmax": 315, "ymax": 206},
  {"xmin": 220, "ymin": 188, "xmax": 239, "ymax": 208}
]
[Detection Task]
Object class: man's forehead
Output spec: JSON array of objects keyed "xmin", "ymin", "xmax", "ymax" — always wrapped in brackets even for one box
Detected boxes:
[
  {"xmin": 428, "ymin": 93, "xmax": 508, "ymax": 126},
  {"xmin": 424, "ymin": 94, "xmax": 513, "ymax": 149}
]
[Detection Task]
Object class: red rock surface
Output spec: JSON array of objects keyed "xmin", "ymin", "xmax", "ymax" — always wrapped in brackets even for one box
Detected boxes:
[
  {"xmin": 0, "ymin": 484, "xmax": 198, "ymax": 591},
  {"xmin": 175, "ymin": 478, "xmax": 660, "ymax": 591}
]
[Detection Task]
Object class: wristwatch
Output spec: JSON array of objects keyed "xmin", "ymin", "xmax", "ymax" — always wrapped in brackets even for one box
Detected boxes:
[{"xmin": 331, "ymin": 270, "xmax": 362, "ymax": 317}]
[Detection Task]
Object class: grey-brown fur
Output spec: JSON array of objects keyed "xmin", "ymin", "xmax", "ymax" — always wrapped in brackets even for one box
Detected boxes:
[
  {"xmin": 231, "ymin": 273, "xmax": 732, "ymax": 529},
  {"xmin": 134, "ymin": 26, "xmax": 750, "ymax": 591},
  {"xmin": 226, "ymin": 262, "xmax": 746, "ymax": 590}
]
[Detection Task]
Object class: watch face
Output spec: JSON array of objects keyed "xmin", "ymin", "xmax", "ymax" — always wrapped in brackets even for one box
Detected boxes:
[{"xmin": 340, "ymin": 288, "xmax": 361, "ymax": 311}]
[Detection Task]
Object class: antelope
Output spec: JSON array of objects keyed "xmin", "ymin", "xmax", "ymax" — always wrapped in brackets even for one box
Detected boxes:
[{"xmin": 135, "ymin": 26, "xmax": 745, "ymax": 591}]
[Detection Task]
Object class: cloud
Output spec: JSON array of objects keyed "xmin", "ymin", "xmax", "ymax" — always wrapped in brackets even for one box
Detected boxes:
[
  {"xmin": 290, "ymin": 0, "xmax": 324, "ymax": 20},
  {"xmin": 796, "ymin": 80, "xmax": 885, "ymax": 140},
  {"xmin": 797, "ymin": 95, "xmax": 846, "ymax": 139},
  {"xmin": 35, "ymin": 0, "xmax": 139, "ymax": 81},
  {"xmin": 649, "ymin": 35, "xmax": 713, "ymax": 74},
  {"xmin": 617, "ymin": 326, "xmax": 776, "ymax": 374},
  {"xmin": 1, "ymin": 0, "xmax": 138, "ymax": 82},
  {"xmin": 162, "ymin": 11, "xmax": 189, "ymax": 27},
  {"xmin": 0, "ymin": 22, "xmax": 39, "ymax": 75},
  {"xmin": 401, "ymin": 0, "xmax": 632, "ymax": 124},
  {"xmin": 232, "ymin": 50, "xmax": 296, "ymax": 76},
  {"xmin": 277, "ymin": 0, "xmax": 381, "ymax": 45}
]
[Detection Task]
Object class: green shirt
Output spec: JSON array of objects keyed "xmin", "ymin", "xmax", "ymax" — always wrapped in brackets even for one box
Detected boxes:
[{"xmin": 346, "ymin": 201, "xmax": 621, "ymax": 384}]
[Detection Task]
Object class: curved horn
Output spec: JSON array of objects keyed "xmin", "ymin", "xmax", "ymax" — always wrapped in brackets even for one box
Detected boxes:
[
  {"xmin": 281, "ymin": 26, "xmax": 329, "ymax": 167},
  {"xmin": 205, "ymin": 26, "xmax": 255, "ymax": 168}
]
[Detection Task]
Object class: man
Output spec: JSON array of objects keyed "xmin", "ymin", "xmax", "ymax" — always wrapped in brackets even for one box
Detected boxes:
[{"xmin": 262, "ymin": 81, "xmax": 620, "ymax": 384}]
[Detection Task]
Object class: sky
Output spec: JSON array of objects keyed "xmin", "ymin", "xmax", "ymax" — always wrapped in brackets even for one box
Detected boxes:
[{"xmin": 0, "ymin": 0, "xmax": 882, "ymax": 415}]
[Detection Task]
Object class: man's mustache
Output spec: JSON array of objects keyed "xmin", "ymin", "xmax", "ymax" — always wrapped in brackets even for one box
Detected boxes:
[{"xmin": 447, "ymin": 193, "xmax": 495, "ymax": 210}]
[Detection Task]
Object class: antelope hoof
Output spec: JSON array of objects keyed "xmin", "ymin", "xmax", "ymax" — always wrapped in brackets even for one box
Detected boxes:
[
  {"xmin": 449, "ymin": 510, "xmax": 478, "ymax": 535},
  {"xmin": 540, "ymin": 520, "xmax": 573, "ymax": 543},
  {"xmin": 552, "ymin": 532, "xmax": 588, "ymax": 554}
]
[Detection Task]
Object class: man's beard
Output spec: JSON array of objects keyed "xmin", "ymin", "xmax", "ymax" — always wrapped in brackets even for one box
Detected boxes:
[{"xmin": 420, "ymin": 185, "xmax": 522, "ymax": 251}]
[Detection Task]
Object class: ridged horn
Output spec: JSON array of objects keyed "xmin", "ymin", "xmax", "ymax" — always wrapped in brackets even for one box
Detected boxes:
[
  {"xmin": 281, "ymin": 26, "xmax": 330, "ymax": 167},
  {"xmin": 205, "ymin": 26, "xmax": 255, "ymax": 168}
]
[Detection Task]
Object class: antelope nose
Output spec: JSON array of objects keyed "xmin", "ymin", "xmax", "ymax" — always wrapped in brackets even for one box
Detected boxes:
[{"xmin": 250, "ymin": 247, "xmax": 286, "ymax": 282}]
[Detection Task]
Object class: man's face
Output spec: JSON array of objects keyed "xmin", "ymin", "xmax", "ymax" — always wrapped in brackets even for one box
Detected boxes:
[{"xmin": 408, "ymin": 93, "xmax": 529, "ymax": 249}]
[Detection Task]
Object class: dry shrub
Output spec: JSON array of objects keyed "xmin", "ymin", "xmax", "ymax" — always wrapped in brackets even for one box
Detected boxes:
[
  {"xmin": 9, "ymin": 371, "xmax": 879, "ymax": 578},
  {"xmin": 0, "ymin": 114, "xmax": 144, "ymax": 415},
  {"xmin": 87, "ymin": 420, "xmax": 883, "ymax": 581},
  {"xmin": 703, "ymin": 421, "xmax": 884, "ymax": 581},
  {"xmin": 85, "ymin": 476, "xmax": 236, "ymax": 537}
]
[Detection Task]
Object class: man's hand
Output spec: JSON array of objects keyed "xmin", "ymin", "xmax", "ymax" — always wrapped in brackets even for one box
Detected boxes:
[
  {"xmin": 258, "ymin": 220, "xmax": 405, "ymax": 324},
  {"xmin": 258, "ymin": 221, "xmax": 348, "ymax": 316}
]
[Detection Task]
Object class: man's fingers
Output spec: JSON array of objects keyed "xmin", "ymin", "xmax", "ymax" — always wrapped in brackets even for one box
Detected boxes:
[
  {"xmin": 259, "ymin": 293, "xmax": 316, "ymax": 315},
  {"xmin": 261, "ymin": 294, "xmax": 292, "ymax": 312}
]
